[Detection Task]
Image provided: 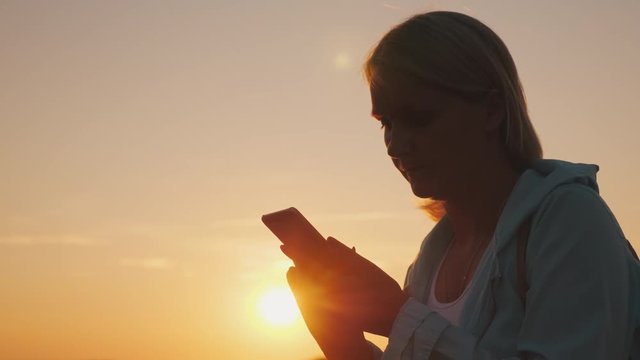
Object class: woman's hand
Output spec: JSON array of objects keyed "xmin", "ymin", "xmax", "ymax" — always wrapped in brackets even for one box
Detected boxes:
[
  {"xmin": 282, "ymin": 237, "xmax": 408, "ymax": 337},
  {"xmin": 286, "ymin": 266, "xmax": 373, "ymax": 360},
  {"xmin": 323, "ymin": 236, "xmax": 408, "ymax": 336}
]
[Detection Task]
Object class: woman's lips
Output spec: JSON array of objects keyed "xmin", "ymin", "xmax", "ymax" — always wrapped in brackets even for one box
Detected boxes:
[{"xmin": 403, "ymin": 167, "xmax": 425, "ymax": 181}]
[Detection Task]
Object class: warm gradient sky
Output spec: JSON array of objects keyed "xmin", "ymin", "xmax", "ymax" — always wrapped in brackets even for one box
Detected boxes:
[{"xmin": 1, "ymin": 1, "xmax": 639, "ymax": 359}]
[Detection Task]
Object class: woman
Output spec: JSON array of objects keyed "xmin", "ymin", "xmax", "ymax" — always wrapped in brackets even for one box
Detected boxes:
[{"xmin": 283, "ymin": 11, "xmax": 639, "ymax": 359}]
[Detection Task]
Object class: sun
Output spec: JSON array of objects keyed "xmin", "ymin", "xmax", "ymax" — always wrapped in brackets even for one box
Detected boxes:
[
  {"xmin": 256, "ymin": 286, "xmax": 300, "ymax": 327},
  {"xmin": 333, "ymin": 52, "xmax": 351, "ymax": 69}
]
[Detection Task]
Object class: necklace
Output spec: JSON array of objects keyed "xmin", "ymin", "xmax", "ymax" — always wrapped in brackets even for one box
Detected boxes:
[
  {"xmin": 439, "ymin": 233, "xmax": 492, "ymax": 301},
  {"xmin": 460, "ymin": 235, "xmax": 491, "ymax": 281},
  {"xmin": 438, "ymin": 196, "xmax": 508, "ymax": 301}
]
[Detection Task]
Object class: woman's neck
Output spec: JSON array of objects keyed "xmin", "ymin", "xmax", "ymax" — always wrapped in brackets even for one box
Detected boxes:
[{"xmin": 443, "ymin": 160, "xmax": 521, "ymax": 248}]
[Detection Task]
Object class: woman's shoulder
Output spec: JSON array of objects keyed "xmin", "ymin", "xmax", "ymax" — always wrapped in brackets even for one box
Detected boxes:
[
  {"xmin": 534, "ymin": 182, "xmax": 624, "ymax": 237},
  {"xmin": 527, "ymin": 182, "xmax": 632, "ymax": 269}
]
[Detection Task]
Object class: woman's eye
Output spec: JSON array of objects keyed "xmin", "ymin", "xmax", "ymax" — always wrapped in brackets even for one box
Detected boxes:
[
  {"xmin": 378, "ymin": 111, "xmax": 434, "ymax": 130},
  {"xmin": 406, "ymin": 110, "xmax": 436, "ymax": 127}
]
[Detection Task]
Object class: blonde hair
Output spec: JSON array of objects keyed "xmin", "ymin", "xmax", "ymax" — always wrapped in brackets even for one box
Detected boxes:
[{"xmin": 363, "ymin": 11, "xmax": 543, "ymax": 221}]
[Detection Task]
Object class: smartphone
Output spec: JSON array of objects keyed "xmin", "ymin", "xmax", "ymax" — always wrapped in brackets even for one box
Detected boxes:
[{"xmin": 261, "ymin": 207, "xmax": 326, "ymax": 260}]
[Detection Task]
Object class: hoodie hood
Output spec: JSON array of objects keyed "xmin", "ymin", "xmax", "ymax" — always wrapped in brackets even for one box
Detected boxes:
[{"xmin": 493, "ymin": 159, "xmax": 600, "ymax": 253}]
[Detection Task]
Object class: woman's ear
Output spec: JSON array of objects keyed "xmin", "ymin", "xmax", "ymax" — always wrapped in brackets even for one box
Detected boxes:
[{"xmin": 484, "ymin": 90, "xmax": 505, "ymax": 134}]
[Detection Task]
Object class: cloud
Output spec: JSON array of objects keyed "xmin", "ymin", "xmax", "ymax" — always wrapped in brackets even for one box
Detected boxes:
[
  {"xmin": 210, "ymin": 218, "xmax": 260, "ymax": 229},
  {"xmin": 119, "ymin": 257, "xmax": 197, "ymax": 277},
  {"xmin": 211, "ymin": 211, "xmax": 408, "ymax": 230},
  {"xmin": 119, "ymin": 257, "xmax": 174, "ymax": 270},
  {"xmin": 382, "ymin": 3, "xmax": 401, "ymax": 10},
  {"xmin": 314, "ymin": 211, "xmax": 410, "ymax": 223},
  {"xmin": 0, "ymin": 234, "xmax": 99, "ymax": 246}
]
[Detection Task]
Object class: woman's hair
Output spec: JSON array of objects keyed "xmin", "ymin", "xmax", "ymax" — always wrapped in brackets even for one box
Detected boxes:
[{"xmin": 363, "ymin": 11, "xmax": 543, "ymax": 221}]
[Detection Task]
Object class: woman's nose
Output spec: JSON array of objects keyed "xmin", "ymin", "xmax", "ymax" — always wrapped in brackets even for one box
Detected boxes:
[{"xmin": 385, "ymin": 127, "xmax": 412, "ymax": 159}]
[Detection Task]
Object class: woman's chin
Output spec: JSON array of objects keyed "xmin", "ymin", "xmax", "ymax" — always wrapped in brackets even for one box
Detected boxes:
[
  {"xmin": 410, "ymin": 182, "xmax": 436, "ymax": 199},
  {"xmin": 409, "ymin": 178, "xmax": 450, "ymax": 199}
]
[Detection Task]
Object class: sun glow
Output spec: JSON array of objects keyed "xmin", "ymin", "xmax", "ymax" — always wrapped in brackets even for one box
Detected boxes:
[
  {"xmin": 256, "ymin": 286, "xmax": 300, "ymax": 326},
  {"xmin": 333, "ymin": 52, "xmax": 351, "ymax": 69}
]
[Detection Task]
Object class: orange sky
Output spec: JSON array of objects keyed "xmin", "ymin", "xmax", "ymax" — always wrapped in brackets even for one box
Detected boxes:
[{"xmin": 1, "ymin": 1, "xmax": 639, "ymax": 359}]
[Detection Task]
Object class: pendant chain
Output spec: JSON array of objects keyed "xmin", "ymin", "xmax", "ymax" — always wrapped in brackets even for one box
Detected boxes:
[
  {"xmin": 442, "ymin": 233, "xmax": 492, "ymax": 297},
  {"xmin": 441, "ymin": 197, "xmax": 508, "ymax": 298}
]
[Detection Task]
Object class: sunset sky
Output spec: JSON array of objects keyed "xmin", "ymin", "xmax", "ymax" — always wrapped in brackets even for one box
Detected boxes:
[{"xmin": 1, "ymin": 1, "xmax": 639, "ymax": 359}]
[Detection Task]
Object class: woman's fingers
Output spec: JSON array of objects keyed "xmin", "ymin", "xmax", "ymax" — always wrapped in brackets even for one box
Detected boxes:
[
  {"xmin": 287, "ymin": 266, "xmax": 382, "ymax": 333},
  {"xmin": 285, "ymin": 265, "xmax": 297, "ymax": 286},
  {"xmin": 326, "ymin": 236, "xmax": 351, "ymax": 251},
  {"xmin": 281, "ymin": 236, "xmax": 362, "ymax": 278},
  {"xmin": 287, "ymin": 266, "xmax": 327, "ymax": 303},
  {"xmin": 324, "ymin": 236, "xmax": 362, "ymax": 273},
  {"xmin": 286, "ymin": 266, "xmax": 313, "ymax": 295},
  {"xmin": 280, "ymin": 244, "xmax": 291, "ymax": 258}
]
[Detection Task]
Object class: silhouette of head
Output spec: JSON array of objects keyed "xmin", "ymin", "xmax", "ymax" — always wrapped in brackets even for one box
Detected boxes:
[{"xmin": 363, "ymin": 12, "xmax": 542, "ymax": 215}]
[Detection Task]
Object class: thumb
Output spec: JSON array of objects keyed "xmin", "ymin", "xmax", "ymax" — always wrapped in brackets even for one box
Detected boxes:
[
  {"xmin": 286, "ymin": 267, "xmax": 313, "ymax": 296},
  {"xmin": 286, "ymin": 266, "xmax": 300, "ymax": 289},
  {"xmin": 287, "ymin": 267, "xmax": 318, "ymax": 314}
]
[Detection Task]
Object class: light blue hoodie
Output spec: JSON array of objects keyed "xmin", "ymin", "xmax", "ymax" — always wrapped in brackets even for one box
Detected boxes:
[{"xmin": 374, "ymin": 159, "xmax": 639, "ymax": 359}]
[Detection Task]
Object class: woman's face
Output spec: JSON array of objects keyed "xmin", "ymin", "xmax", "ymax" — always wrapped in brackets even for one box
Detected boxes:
[{"xmin": 370, "ymin": 78, "xmax": 494, "ymax": 200}]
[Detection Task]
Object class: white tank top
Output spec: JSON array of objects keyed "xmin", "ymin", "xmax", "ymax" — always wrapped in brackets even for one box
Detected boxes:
[{"xmin": 426, "ymin": 242, "xmax": 479, "ymax": 326}]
